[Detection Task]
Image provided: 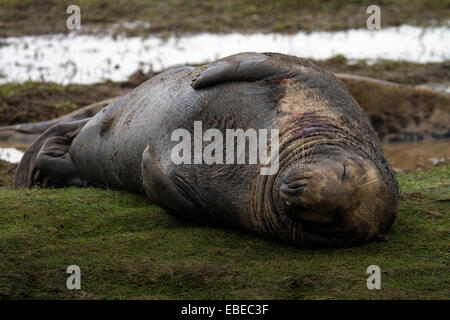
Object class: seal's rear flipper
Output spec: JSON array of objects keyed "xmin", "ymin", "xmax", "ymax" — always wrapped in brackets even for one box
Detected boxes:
[
  {"xmin": 14, "ymin": 119, "xmax": 90, "ymax": 188},
  {"xmin": 0, "ymin": 98, "xmax": 114, "ymax": 147},
  {"xmin": 190, "ymin": 52, "xmax": 302, "ymax": 89}
]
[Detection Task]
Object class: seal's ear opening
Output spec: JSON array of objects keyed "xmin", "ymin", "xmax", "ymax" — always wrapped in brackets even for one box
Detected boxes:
[{"xmin": 279, "ymin": 156, "xmax": 397, "ymax": 246}]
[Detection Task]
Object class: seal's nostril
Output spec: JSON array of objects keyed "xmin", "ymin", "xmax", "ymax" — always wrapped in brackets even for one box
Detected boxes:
[
  {"xmin": 279, "ymin": 186, "xmax": 303, "ymax": 208},
  {"xmin": 287, "ymin": 181, "xmax": 307, "ymax": 189},
  {"xmin": 280, "ymin": 182, "xmax": 306, "ymax": 196}
]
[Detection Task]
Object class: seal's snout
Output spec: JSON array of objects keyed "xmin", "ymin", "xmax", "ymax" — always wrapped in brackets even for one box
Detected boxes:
[
  {"xmin": 280, "ymin": 179, "xmax": 307, "ymax": 207},
  {"xmin": 280, "ymin": 161, "xmax": 338, "ymax": 224},
  {"xmin": 278, "ymin": 152, "xmax": 397, "ymax": 245}
]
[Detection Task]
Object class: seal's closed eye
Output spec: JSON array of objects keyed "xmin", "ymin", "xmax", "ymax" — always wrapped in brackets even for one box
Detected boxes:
[{"xmin": 342, "ymin": 164, "xmax": 348, "ymax": 180}]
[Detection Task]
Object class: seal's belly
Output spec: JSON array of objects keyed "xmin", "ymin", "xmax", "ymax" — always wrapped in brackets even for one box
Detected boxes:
[
  {"xmin": 69, "ymin": 67, "xmax": 202, "ymax": 192},
  {"xmin": 69, "ymin": 98, "xmax": 150, "ymax": 192}
]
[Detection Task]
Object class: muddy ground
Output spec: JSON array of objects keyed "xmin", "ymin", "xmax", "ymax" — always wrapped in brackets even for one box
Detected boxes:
[
  {"xmin": 1, "ymin": 58, "xmax": 449, "ymax": 126},
  {"xmin": 0, "ymin": 74, "xmax": 148, "ymax": 126}
]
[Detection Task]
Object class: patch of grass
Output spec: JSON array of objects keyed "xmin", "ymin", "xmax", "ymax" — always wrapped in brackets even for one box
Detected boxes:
[
  {"xmin": 0, "ymin": 165, "xmax": 448, "ymax": 299},
  {"xmin": 0, "ymin": 0, "xmax": 449, "ymax": 37},
  {"xmin": 0, "ymin": 160, "xmax": 16, "ymax": 187}
]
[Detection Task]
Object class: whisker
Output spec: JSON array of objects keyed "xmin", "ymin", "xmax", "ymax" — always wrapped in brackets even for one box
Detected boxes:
[
  {"xmin": 301, "ymin": 136, "xmax": 306, "ymax": 165},
  {"xmin": 350, "ymin": 211, "xmax": 376, "ymax": 233},
  {"xmin": 306, "ymin": 144, "xmax": 316, "ymax": 165},
  {"xmin": 355, "ymin": 173, "xmax": 367, "ymax": 184},
  {"xmin": 358, "ymin": 177, "xmax": 379, "ymax": 188}
]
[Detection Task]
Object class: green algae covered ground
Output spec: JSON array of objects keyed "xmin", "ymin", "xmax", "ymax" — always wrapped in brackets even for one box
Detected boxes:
[{"xmin": 0, "ymin": 165, "xmax": 448, "ymax": 299}]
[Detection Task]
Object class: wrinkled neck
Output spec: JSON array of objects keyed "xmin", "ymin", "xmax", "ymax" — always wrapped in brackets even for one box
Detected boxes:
[{"xmin": 246, "ymin": 111, "xmax": 382, "ymax": 244}]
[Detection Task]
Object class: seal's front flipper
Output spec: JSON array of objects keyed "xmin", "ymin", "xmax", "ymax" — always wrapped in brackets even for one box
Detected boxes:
[
  {"xmin": 190, "ymin": 52, "xmax": 300, "ymax": 89},
  {"xmin": 141, "ymin": 146, "xmax": 202, "ymax": 221},
  {"xmin": 14, "ymin": 119, "xmax": 90, "ymax": 188}
]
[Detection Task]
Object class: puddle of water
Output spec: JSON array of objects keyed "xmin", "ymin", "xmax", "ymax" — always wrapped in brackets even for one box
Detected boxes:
[
  {"xmin": 0, "ymin": 25, "xmax": 449, "ymax": 84},
  {"xmin": 0, "ymin": 147, "xmax": 24, "ymax": 163},
  {"xmin": 419, "ymin": 82, "xmax": 450, "ymax": 95},
  {"xmin": 383, "ymin": 139, "xmax": 450, "ymax": 171}
]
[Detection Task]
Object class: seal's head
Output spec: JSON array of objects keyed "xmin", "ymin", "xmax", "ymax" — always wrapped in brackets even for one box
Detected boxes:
[{"xmin": 279, "ymin": 146, "xmax": 397, "ymax": 246}]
